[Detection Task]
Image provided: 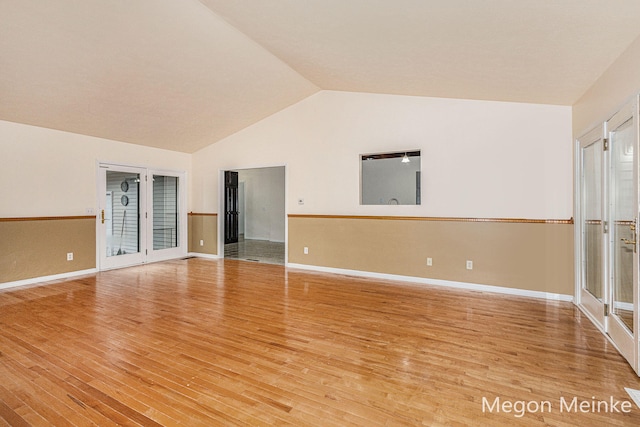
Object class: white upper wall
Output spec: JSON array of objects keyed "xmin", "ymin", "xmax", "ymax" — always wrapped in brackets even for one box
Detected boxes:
[
  {"xmin": 0, "ymin": 90, "xmax": 573, "ymax": 220},
  {"xmin": 0, "ymin": 120, "xmax": 191, "ymax": 217},
  {"xmin": 192, "ymin": 90, "xmax": 572, "ymax": 219}
]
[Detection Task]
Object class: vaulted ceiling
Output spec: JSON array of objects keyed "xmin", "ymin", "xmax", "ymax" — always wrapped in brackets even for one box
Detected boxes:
[{"xmin": 2, "ymin": 0, "xmax": 640, "ymax": 153}]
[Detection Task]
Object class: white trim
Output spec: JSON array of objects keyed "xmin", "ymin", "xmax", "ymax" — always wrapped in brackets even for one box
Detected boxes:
[
  {"xmin": 0, "ymin": 260, "xmax": 573, "ymax": 304},
  {"xmin": 0, "ymin": 269, "xmax": 98, "ymax": 291},
  {"xmin": 218, "ymin": 164, "xmax": 288, "ymax": 264},
  {"xmin": 1, "ymin": 253, "xmax": 212, "ymax": 291},
  {"xmin": 286, "ymin": 263, "xmax": 574, "ymax": 302},
  {"xmin": 187, "ymin": 252, "xmax": 221, "ymax": 260},
  {"xmin": 218, "ymin": 170, "xmax": 225, "ymax": 258},
  {"xmin": 573, "ymin": 135, "xmax": 582, "ymax": 306}
]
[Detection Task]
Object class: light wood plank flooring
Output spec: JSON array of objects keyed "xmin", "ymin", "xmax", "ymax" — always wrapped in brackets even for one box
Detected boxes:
[{"xmin": 1, "ymin": 258, "xmax": 640, "ymax": 426}]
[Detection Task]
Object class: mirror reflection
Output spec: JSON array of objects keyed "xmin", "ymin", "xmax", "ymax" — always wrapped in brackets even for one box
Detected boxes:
[{"xmin": 361, "ymin": 150, "xmax": 421, "ymax": 205}]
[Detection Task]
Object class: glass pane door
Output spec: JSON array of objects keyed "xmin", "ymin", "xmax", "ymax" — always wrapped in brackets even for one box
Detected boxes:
[
  {"xmin": 99, "ymin": 165, "xmax": 146, "ymax": 270},
  {"xmin": 606, "ymin": 100, "xmax": 638, "ymax": 371},
  {"xmin": 152, "ymin": 175, "xmax": 179, "ymax": 250},
  {"xmin": 107, "ymin": 171, "xmax": 140, "ymax": 257},
  {"xmin": 146, "ymin": 170, "xmax": 186, "ymax": 263},
  {"xmin": 611, "ymin": 118, "xmax": 635, "ymax": 332},
  {"xmin": 578, "ymin": 128, "xmax": 605, "ymax": 327}
]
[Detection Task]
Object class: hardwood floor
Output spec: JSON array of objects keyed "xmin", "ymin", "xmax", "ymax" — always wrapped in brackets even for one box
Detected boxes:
[{"xmin": 2, "ymin": 258, "xmax": 640, "ymax": 426}]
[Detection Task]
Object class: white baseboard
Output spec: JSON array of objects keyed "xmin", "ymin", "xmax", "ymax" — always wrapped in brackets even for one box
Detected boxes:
[
  {"xmin": 0, "ymin": 268, "xmax": 98, "ymax": 291},
  {"xmin": 0, "ymin": 255, "xmax": 220, "ymax": 291},
  {"xmin": 187, "ymin": 252, "xmax": 221, "ymax": 260},
  {"xmin": 240, "ymin": 237, "xmax": 285, "ymax": 243},
  {"xmin": 286, "ymin": 263, "xmax": 574, "ymax": 302},
  {"xmin": 1, "ymin": 260, "xmax": 573, "ymax": 304}
]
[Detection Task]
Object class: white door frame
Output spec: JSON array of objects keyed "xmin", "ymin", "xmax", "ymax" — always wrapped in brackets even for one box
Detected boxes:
[
  {"xmin": 97, "ymin": 162, "xmax": 187, "ymax": 271},
  {"xmin": 218, "ymin": 164, "xmax": 288, "ymax": 264}
]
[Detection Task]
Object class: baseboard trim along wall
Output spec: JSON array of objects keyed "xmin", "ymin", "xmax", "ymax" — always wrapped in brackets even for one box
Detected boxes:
[
  {"xmin": 0, "ymin": 268, "xmax": 98, "ymax": 291},
  {"xmin": 187, "ymin": 253, "xmax": 221, "ymax": 260},
  {"xmin": 287, "ymin": 262, "xmax": 573, "ymax": 302}
]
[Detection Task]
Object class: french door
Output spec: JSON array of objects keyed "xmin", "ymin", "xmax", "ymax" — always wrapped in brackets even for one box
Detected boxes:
[
  {"xmin": 578, "ymin": 128, "xmax": 606, "ymax": 327},
  {"xmin": 577, "ymin": 97, "xmax": 640, "ymax": 373},
  {"xmin": 224, "ymin": 171, "xmax": 239, "ymax": 244},
  {"xmin": 98, "ymin": 163, "xmax": 186, "ymax": 270}
]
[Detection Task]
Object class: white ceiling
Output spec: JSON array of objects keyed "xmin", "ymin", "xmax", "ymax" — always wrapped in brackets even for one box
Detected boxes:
[{"xmin": 2, "ymin": 0, "xmax": 640, "ymax": 153}]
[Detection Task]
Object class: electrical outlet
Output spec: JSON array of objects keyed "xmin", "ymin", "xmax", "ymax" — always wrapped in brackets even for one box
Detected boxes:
[
  {"xmin": 303, "ymin": 247, "xmax": 309, "ymax": 255},
  {"xmin": 427, "ymin": 257, "xmax": 433, "ymax": 266},
  {"xmin": 67, "ymin": 252, "xmax": 74, "ymax": 261},
  {"xmin": 466, "ymin": 260, "xmax": 473, "ymax": 270},
  {"xmin": 200, "ymin": 240, "xmax": 204, "ymax": 246}
]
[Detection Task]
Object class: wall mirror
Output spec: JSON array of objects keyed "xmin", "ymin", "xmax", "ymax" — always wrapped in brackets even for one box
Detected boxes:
[{"xmin": 360, "ymin": 150, "xmax": 421, "ymax": 205}]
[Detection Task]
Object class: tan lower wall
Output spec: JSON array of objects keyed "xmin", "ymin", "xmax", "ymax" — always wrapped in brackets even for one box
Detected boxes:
[
  {"xmin": 0, "ymin": 217, "xmax": 96, "ymax": 284},
  {"xmin": 188, "ymin": 213, "xmax": 218, "ymax": 255},
  {"xmin": 288, "ymin": 216, "xmax": 574, "ymax": 295}
]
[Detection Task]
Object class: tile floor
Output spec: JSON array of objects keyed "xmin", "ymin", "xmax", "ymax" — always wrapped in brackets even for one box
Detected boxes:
[{"xmin": 224, "ymin": 235, "xmax": 285, "ymax": 265}]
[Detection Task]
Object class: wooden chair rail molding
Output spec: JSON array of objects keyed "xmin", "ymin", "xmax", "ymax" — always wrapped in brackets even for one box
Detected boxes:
[
  {"xmin": 0, "ymin": 215, "xmax": 96, "ymax": 222},
  {"xmin": 1, "ymin": 214, "xmax": 570, "ymax": 224},
  {"xmin": 288, "ymin": 214, "xmax": 574, "ymax": 224},
  {"xmin": 1, "ymin": 213, "xmax": 219, "ymax": 221}
]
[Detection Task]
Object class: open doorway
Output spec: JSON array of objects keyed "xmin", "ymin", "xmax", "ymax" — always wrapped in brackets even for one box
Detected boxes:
[{"xmin": 223, "ymin": 166, "xmax": 285, "ymax": 265}]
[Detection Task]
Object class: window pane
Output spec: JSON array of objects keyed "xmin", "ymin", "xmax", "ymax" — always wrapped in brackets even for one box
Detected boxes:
[
  {"xmin": 610, "ymin": 118, "xmax": 635, "ymax": 332},
  {"xmin": 106, "ymin": 171, "xmax": 140, "ymax": 257},
  {"xmin": 361, "ymin": 151, "xmax": 421, "ymax": 205},
  {"xmin": 581, "ymin": 142, "xmax": 602, "ymax": 300},
  {"xmin": 153, "ymin": 175, "xmax": 179, "ymax": 250}
]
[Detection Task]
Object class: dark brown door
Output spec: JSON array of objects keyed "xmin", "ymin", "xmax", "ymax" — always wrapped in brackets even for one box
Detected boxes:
[{"xmin": 224, "ymin": 171, "xmax": 239, "ymax": 244}]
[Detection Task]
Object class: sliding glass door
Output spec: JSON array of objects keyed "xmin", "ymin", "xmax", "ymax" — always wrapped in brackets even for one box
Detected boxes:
[{"xmin": 98, "ymin": 164, "xmax": 186, "ymax": 270}]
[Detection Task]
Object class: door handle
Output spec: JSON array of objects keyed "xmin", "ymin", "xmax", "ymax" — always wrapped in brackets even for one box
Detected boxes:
[
  {"xmin": 621, "ymin": 238, "xmax": 637, "ymax": 245},
  {"xmin": 101, "ymin": 209, "xmax": 105, "ymax": 224}
]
